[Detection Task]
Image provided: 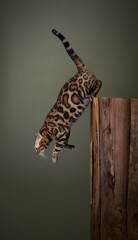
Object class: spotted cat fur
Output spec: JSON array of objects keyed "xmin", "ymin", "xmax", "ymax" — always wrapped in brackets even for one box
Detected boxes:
[{"xmin": 34, "ymin": 29, "xmax": 102, "ymax": 163}]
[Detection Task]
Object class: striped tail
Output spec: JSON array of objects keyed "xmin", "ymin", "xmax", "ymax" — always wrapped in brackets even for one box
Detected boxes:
[{"xmin": 52, "ymin": 29, "xmax": 86, "ymax": 72}]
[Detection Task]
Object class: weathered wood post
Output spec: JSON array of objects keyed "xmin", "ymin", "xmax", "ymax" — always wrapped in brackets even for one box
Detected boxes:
[{"xmin": 90, "ymin": 98, "xmax": 138, "ymax": 240}]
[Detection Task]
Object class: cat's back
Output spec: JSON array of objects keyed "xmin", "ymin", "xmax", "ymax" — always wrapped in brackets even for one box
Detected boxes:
[{"xmin": 46, "ymin": 70, "xmax": 93, "ymax": 126}]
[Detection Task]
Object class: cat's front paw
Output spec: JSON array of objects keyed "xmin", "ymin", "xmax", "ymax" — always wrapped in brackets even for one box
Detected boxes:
[
  {"xmin": 52, "ymin": 152, "xmax": 58, "ymax": 164},
  {"xmin": 64, "ymin": 143, "xmax": 75, "ymax": 150}
]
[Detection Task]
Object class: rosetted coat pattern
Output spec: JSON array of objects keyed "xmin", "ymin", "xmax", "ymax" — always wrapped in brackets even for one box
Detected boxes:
[{"xmin": 34, "ymin": 29, "xmax": 102, "ymax": 163}]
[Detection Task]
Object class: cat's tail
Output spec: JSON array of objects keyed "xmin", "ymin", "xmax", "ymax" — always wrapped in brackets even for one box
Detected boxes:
[{"xmin": 52, "ymin": 29, "xmax": 86, "ymax": 72}]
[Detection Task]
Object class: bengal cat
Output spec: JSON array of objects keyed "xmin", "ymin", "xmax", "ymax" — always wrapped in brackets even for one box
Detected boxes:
[{"xmin": 34, "ymin": 29, "xmax": 102, "ymax": 163}]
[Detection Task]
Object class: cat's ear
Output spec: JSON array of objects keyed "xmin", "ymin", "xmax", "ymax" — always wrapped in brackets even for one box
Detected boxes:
[{"xmin": 34, "ymin": 132, "xmax": 42, "ymax": 139}]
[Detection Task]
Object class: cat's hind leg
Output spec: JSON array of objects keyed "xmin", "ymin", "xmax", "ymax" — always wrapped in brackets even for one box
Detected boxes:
[{"xmin": 90, "ymin": 80, "xmax": 102, "ymax": 98}]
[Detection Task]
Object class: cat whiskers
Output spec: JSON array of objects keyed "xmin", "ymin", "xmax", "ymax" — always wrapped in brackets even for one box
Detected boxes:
[{"xmin": 39, "ymin": 149, "xmax": 48, "ymax": 159}]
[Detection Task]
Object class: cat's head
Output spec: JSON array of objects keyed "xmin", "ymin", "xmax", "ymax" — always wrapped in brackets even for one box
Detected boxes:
[{"xmin": 34, "ymin": 132, "xmax": 48, "ymax": 157}]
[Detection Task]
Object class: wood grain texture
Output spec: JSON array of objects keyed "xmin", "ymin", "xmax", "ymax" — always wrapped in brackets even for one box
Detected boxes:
[
  {"xmin": 90, "ymin": 98, "xmax": 138, "ymax": 240},
  {"xmin": 90, "ymin": 98, "xmax": 100, "ymax": 240},
  {"xmin": 127, "ymin": 99, "xmax": 138, "ymax": 240}
]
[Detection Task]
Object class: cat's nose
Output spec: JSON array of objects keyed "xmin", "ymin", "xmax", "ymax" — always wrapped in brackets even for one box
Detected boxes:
[{"xmin": 35, "ymin": 147, "xmax": 39, "ymax": 155}]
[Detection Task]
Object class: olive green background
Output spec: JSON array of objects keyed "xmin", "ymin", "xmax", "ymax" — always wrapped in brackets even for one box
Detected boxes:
[{"xmin": 0, "ymin": 0, "xmax": 137, "ymax": 239}]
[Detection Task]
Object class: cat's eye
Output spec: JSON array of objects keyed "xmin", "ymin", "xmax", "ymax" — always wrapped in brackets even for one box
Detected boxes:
[{"xmin": 35, "ymin": 148, "xmax": 38, "ymax": 151}]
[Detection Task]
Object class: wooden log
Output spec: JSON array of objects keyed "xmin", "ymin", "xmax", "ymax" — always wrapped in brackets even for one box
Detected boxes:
[
  {"xmin": 90, "ymin": 98, "xmax": 100, "ymax": 240},
  {"xmin": 127, "ymin": 99, "xmax": 138, "ymax": 240},
  {"xmin": 90, "ymin": 97, "xmax": 138, "ymax": 240},
  {"xmin": 100, "ymin": 98, "xmax": 130, "ymax": 240}
]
